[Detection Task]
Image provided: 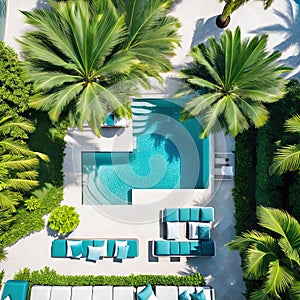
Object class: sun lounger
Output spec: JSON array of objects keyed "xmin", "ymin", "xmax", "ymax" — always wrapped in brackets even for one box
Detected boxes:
[
  {"xmin": 113, "ymin": 287, "xmax": 135, "ymax": 300},
  {"xmin": 30, "ymin": 286, "xmax": 52, "ymax": 300},
  {"xmin": 71, "ymin": 286, "xmax": 92, "ymax": 300},
  {"xmin": 50, "ymin": 286, "xmax": 72, "ymax": 300},
  {"xmin": 1, "ymin": 280, "xmax": 29, "ymax": 300},
  {"xmin": 92, "ymin": 286, "xmax": 113, "ymax": 300},
  {"xmin": 155, "ymin": 286, "xmax": 178, "ymax": 300}
]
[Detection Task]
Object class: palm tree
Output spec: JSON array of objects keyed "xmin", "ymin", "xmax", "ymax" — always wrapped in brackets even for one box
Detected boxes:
[
  {"xmin": 227, "ymin": 206, "xmax": 300, "ymax": 299},
  {"xmin": 217, "ymin": 0, "xmax": 275, "ymax": 28},
  {"xmin": 0, "ymin": 116, "xmax": 48, "ymax": 211},
  {"xmin": 19, "ymin": 0, "xmax": 180, "ymax": 137},
  {"xmin": 270, "ymin": 115, "xmax": 300, "ymax": 174},
  {"xmin": 179, "ymin": 27, "xmax": 290, "ymax": 138}
]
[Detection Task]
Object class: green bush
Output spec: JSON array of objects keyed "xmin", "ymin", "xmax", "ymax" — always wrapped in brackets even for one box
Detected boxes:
[
  {"xmin": 0, "ymin": 186, "xmax": 62, "ymax": 247},
  {"xmin": 48, "ymin": 205, "xmax": 80, "ymax": 236},
  {"xmin": 24, "ymin": 196, "xmax": 41, "ymax": 212},
  {"xmin": 232, "ymin": 128, "xmax": 257, "ymax": 235},
  {"xmin": 14, "ymin": 267, "xmax": 206, "ymax": 287}
]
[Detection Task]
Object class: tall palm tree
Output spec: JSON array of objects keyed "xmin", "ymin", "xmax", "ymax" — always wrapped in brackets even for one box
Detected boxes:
[
  {"xmin": 227, "ymin": 206, "xmax": 300, "ymax": 300},
  {"xmin": 270, "ymin": 115, "xmax": 300, "ymax": 174},
  {"xmin": 19, "ymin": 0, "xmax": 180, "ymax": 137},
  {"xmin": 179, "ymin": 27, "xmax": 290, "ymax": 138},
  {"xmin": 217, "ymin": 0, "xmax": 275, "ymax": 28},
  {"xmin": 0, "ymin": 116, "xmax": 48, "ymax": 211}
]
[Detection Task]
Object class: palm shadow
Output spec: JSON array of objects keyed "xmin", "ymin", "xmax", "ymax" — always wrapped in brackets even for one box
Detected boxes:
[
  {"xmin": 191, "ymin": 16, "xmax": 223, "ymax": 48},
  {"xmin": 251, "ymin": 1, "xmax": 300, "ymax": 78}
]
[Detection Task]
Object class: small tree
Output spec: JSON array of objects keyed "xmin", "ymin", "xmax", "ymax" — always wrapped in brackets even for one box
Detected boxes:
[{"xmin": 48, "ymin": 205, "xmax": 80, "ymax": 236}]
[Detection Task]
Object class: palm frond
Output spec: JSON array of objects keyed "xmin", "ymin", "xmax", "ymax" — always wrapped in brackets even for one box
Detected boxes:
[{"xmin": 285, "ymin": 115, "xmax": 300, "ymax": 133}]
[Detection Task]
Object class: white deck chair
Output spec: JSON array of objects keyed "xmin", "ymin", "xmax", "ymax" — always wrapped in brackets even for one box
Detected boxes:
[
  {"xmin": 71, "ymin": 286, "xmax": 92, "ymax": 300},
  {"xmin": 50, "ymin": 286, "xmax": 72, "ymax": 300},
  {"xmin": 92, "ymin": 286, "xmax": 113, "ymax": 300},
  {"xmin": 155, "ymin": 286, "xmax": 178, "ymax": 300},
  {"xmin": 30, "ymin": 285, "xmax": 52, "ymax": 300},
  {"xmin": 113, "ymin": 286, "xmax": 135, "ymax": 300}
]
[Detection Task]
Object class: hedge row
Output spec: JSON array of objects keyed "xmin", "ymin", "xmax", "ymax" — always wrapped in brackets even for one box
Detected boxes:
[
  {"xmin": 232, "ymin": 128, "xmax": 257, "ymax": 235},
  {"xmin": 14, "ymin": 267, "xmax": 206, "ymax": 287},
  {"xmin": 0, "ymin": 186, "xmax": 63, "ymax": 248}
]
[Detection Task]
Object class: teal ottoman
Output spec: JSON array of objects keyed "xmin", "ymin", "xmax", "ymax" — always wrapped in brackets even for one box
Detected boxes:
[
  {"xmin": 51, "ymin": 239, "xmax": 67, "ymax": 257},
  {"xmin": 154, "ymin": 241, "xmax": 170, "ymax": 256},
  {"xmin": 1, "ymin": 280, "xmax": 29, "ymax": 300}
]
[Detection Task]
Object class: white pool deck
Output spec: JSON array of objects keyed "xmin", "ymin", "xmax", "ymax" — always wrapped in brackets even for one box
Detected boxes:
[{"xmin": 2, "ymin": 0, "xmax": 300, "ymax": 299}]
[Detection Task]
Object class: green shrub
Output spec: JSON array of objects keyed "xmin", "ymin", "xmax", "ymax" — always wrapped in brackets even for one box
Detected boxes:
[
  {"xmin": 232, "ymin": 128, "xmax": 257, "ymax": 234},
  {"xmin": 14, "ymin": 267, "xmax": 206, "ymax": 287},
  {"xmin": 0, "ymin": 186, "xmax": 62, "ymax": 247},
  {"xmin": 24, "ymin": 196, "xmax": 41, "ymax": 212},
  {"xmin": 48, "ymin": 205, "xmax": 80, "ymax": 236}
]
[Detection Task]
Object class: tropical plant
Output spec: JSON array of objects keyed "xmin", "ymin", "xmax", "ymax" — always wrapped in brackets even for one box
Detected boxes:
[
  {"xmin": 227, "ymin": 206, "xmax": 300, "ymax": 299},
  {"xmin": 0, "ymin": 248, "xmax": 6, "ymax": 262},
  {"xmin": 48, "ymin": 205, "xmax": 80, "ymax": 236},
  {"xmin": 179, "ymin": 27, "xmax": 290, "ymax": 138},
  {"xmin": 0, "ymin": 116, "xmax": 49, "ymax": 211},
  {"xmin": 270, "ymin": 115, "xmax": 300, "ymax": 174},
  {"xmin": 24, "ymin": 196, "xmax": 41, "ymax": 211},
  {"xmin": 217, "ymin": 0, "xmax": 275, "ymax": 28},
  {"xmin": 19, "ymin": 0, "xmax": 180, "ymax": 137}
]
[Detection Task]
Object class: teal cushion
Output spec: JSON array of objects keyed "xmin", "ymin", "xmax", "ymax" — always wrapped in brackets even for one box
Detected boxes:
[
  {"xmin": 190, "ymin": 241, "xmax": 201, "ymax": 255},
  {"xmin": 104, "ymin": 113, "xmax": 114, "ymax": 126},
  {"xmin": 116, "ymin": 245, "xmax": 129, "ymax": 259},
  {"xmin": 170, "ymin": 241, "xmax": 180, "ymax": 255},
  {"xmin": 87, "ymin": 246, "xmax": 102, "ymax": 261},
  {"xmin": 200, "ymin": 207, "xmax": 214, "ymax": 222},
  {"xmin": 137, "ymin": 284, "xmax": 153, "ymax": 300},
  {"xmin": 198, "ymin": 226, "xmax": 210, "ymax": 240},
  {"xmin": 179, "ymin": 290, "xmax": 190, "ymax": 300},
  {"xmin": 107, "ymin": 240, "xmax": 116, "ymax": 257},
  {"xmin": 1, "ymin": 280, "xmax": 29, "ymax": 300},
  {"xmin": 190, "ymin": 208, "xmax": 201, "ymax": 221},
  {"xmin": 179, "ymin": 242, "xmax": 190, "ymax": 255},
  {"xmin": 201, "ymin": 239, "xmax": 215, "ymax": 256},
  {"xmin": 71, "ymin": 242, "xmax": 83, "ymax": 258},
  {"xmin": 82, "ymin": 240, "xmax": 93, "ymax": 257},
  {"xmin": 179, "ymin": 208, "xmax": 190, "ymax": 221},
  {"xmin": 190, "ymin": 289, "xmax": 206, "ymax": 300},
  {"xmin": 93, "ymin": 240, "xmax": 105, "ymax": 247},
  {"xmin": 163, "ymin": 208, "xmax": 179, "ymax": 222},
  {"xmin": 51, "ymin": 239, "xmax": 67, "ymax": 257},
  {"xmin": 127, "ymin": 240, "xmax": 139, "ymax": 257},
  {"xmin": 155, "ymin": 241, "xmax": 170, "ymax": 255}
]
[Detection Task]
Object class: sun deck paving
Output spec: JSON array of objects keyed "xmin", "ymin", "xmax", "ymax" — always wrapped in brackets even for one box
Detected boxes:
[{"xmin": 2, "ymin": 0, "xmax": 300, "ymax": 299}]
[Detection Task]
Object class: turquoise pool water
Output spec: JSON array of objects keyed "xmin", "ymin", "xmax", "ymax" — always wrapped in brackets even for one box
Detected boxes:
[
  {"xmin": 0, "ymin": 0, "xmax": 5, "ymax": 40},
  {"xmin": 82, "ymin": 99, "xmax": 209, "ymax": 205}
]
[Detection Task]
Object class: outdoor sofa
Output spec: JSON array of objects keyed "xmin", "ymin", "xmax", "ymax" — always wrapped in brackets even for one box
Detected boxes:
[
  {"xmin": 1, "ymin": 281, "xmax": 215, "ymax": 300},
  {"xmin": 51, "ymin": 238, "xmax": 139, "ymax": 261}
]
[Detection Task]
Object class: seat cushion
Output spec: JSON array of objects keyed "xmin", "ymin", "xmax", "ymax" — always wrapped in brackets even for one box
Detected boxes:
[
  {"xmin": 51, "ymin": 240, "xmax": 67, "ymax": 257},
  {"xmin": 113, "ymin": 287, "xmax": 135, "ymax": 300},
  {"xmin": 190, "ymin": 208, "xmax": 201, "ymax": 222},
  {"xmin": 179, "ymin": 242, "xmax": 190, "ymax": 255},
  {"xmin": 30, "ymin": 285, "xmax": 52, "ymax": 300},
  {"xmin": 1, "ymin": 280, "xmax": 29, "ymax": 300},
  {"xmin": 190, "ymin": 241, "xmax": 201, "ymax": 255},
  {"xmin": 166, "ymin": 222, "xmax": 180, "ymax": 240},
  {"xmin": 198, "ymin": 225, "xmax": 210, "ymax": 240},
  {"xmin": 179, "ymin": 208, "xmax": 190, "ymax": 222},
  {"xmin": 201, "ymin": 239, "xmax": 215, "ymax": 256},
  {"xmin": 92, "ymin": 286, "xmax": 113, "ymax": 300},
  {"xmin": 71, "ymin": 286, "xmax": 93, "ymax": 300},
  {"xmin": 170, "ymin": 241, "xmax": 180, "ymax": 255},
  {"xmin": 200, "ymin": 207, "xmax": 214, "ymax": 222},
  {"xmin": 155, "ymin": 286, "xmax": 178, "ymax": 299},
  {"xmin": 87, "ymin": 246, "xmax": 103, "ymax": 261},
  {"xmin": 50, "ymin": 286, "xmax": 72, "ymax": 300},
  {"xmin": 127, "ymin": 240, "xmax": 139, "ymax": 258},
  {"xmin": 107, "ymin": 240, "xmax": 116, "ymax": 257},
  {"xmin": 93, "ymin": 240, "xmax": 107, "ymax": 257},
  {"xmin": 81, "ymin": 240, "xmax": 93, "ymax": 257},
  {"xmin": 154, "ymin": 241, "xmax": 170, "ymax": 256},
  {"xmin": 163, "ymin": 208, "xmax": 179, "ymax": 222},
  {"xmin": 136, "ymin": 284, "xmax": 153, "ymax": 300}
]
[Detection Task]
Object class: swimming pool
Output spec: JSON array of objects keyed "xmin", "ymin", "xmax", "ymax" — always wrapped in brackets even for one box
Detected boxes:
[{"xmin": 82, "ymin": 99, "xmax": 209, "ymax": 205}]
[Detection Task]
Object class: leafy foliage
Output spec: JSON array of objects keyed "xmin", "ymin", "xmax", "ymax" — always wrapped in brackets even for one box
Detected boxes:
[
  {"xmin": 48, "ymin": 205, "xmax": 80, "ymax": 236},
  {"xmin": 227, "ymin": 206, "xmax": 300, "ymax": 300},
  {"xmin": 19, "ymin": 0, "xmax": 180, "ymax": 137},
  {"xmin": 14, "ymin": 267, "xmax": 206, "ymax": 287},
  {"xmin": 179, "ymin": 27, "xmax": 290, "ymax": 138},
  {"xmin": 24, "ymin": 196, "xmax": 41, "ymax": 211}
]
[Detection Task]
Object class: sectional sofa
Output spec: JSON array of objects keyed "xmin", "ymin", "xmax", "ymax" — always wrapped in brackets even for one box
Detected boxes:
[
  {"xmin": 0, "ymin": 281, "xmax": 215, "ymax": 300},
  {"xmin": 51, "ymin": 238, "xmax": 139, "ymax": 261}
]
